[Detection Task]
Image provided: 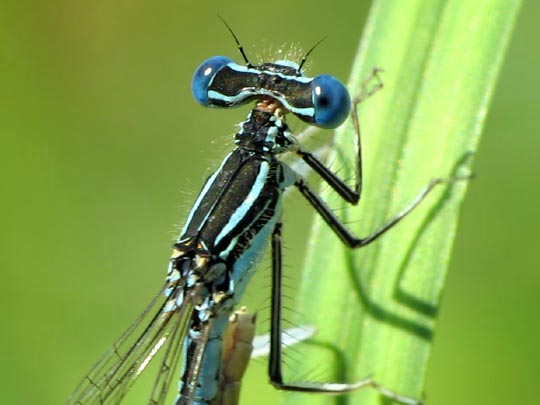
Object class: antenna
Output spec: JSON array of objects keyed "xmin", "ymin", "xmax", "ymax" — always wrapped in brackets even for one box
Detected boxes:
[
  {"xmin": 217, "ymin": 15, "xmax": 253, "ymax": 68},
  {"xmin": 297, "ymin": 36, "xmax": 327, "ymax": 73}
]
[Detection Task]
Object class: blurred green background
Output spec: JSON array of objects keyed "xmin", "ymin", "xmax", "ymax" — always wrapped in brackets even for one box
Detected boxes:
[{"xmin": 1, "ymin": 1, "xmax": 537, "ymax": 404}]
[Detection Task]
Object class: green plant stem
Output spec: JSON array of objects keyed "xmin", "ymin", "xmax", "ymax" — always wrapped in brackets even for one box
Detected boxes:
[{"xmin": 284, "ymin": 1, "xmax": 521, "ymax": 404}]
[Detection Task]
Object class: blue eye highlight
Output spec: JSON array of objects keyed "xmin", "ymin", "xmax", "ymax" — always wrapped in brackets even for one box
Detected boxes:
[
  {"xmin": 192, "ymin": 56, "xmax": 233, "ymax": 106},
  {"xmin": 311, "ymin": 75, "xmax": 351, "ymax": 128}
]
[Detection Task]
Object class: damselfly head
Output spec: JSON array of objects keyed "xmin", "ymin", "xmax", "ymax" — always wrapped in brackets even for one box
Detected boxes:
[{"xmin": 191, "ymin": 56, "xmax": 351, "ymax": 129}]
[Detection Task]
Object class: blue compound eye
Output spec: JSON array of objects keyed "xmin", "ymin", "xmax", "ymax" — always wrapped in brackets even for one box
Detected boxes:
[
  {"xmin": 192, "ymin": 56, "xmax": 233, "ymax": 106},
  {"xmin": 311, "ymin": 75, "xmax": 351, "ymax": 128}
]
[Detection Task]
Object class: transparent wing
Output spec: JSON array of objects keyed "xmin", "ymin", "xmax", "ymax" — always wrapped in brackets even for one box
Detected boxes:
[
  {"xmin": 67, "ymin": 282, "xmax": 192, "ymax": 404},
  {"xmin": 149, "ymin": 295, "xmax": 192, "ymax": 404},
  {"xmin": 176, "ymin": 316, "xmax": 214, "ymax": 404}
]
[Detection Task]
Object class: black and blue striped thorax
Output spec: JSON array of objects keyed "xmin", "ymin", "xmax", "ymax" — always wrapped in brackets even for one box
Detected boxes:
[
  {"xmin": 167, "ymin": 102, "xmax": 296, "ymax": 318},
  {"xmin": 168, "ymin": 55, "xmax": 350, "ymax": 299}
]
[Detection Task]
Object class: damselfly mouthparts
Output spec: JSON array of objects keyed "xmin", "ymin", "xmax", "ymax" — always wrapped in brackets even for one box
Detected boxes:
[{"xmin": 68, "ymin": 26, "xmax": 458, "ymax": 405}]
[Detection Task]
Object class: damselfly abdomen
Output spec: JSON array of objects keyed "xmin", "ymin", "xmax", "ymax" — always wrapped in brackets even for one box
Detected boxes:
[{"xmin": 68, "ymin": 27, "xmax": 454, "ymax": 405}]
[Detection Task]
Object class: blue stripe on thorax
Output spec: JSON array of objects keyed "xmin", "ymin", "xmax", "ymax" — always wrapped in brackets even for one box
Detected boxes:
[
  {"xmin": 180, "ymin": 152, "xmax": 233, "ymax": 237},
  {"xmin": 213, "ymin": 160, "xmax": 270, "ymax": 247}
]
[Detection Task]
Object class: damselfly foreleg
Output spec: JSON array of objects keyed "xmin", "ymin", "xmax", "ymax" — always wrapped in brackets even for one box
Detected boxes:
[
  {"xmin": 294, "ymin": 67, "xmax": 467, "ymax": 248},
  {"xmin": 295, "ymin": 68, "xmax": 385, "ymax": 204}
]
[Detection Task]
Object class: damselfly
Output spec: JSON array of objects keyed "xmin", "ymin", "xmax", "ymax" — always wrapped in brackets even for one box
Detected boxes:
[{"xmin": 68, "ymin": 24, "xmax": 457, "ymax": 405}]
